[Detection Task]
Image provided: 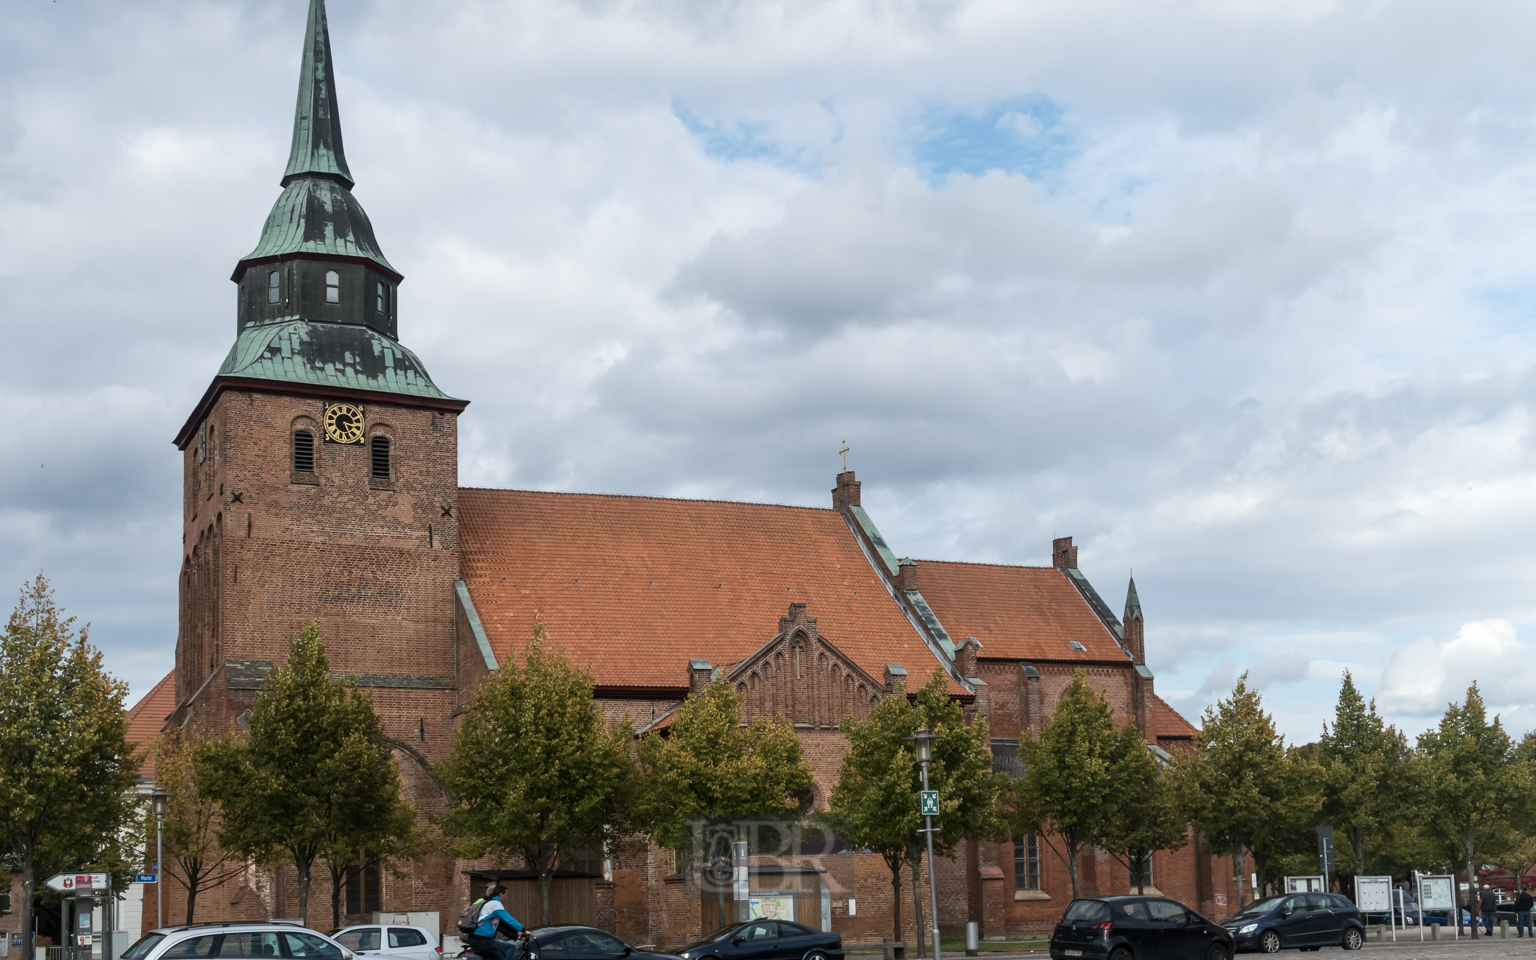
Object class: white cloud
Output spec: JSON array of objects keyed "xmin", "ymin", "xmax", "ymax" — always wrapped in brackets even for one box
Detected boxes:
[{"xmin": 1379, "ymin": 619, "xmax": 1536, "ymax": 717}]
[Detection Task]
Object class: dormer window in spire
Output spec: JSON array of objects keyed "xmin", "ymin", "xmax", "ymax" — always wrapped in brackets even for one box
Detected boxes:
[
  {"xmin": 325, "ymin": 270, "xmax": 340, "ymax": 304},
  {"xmin": 375, "ymin": 280, "xmax": 387, "ymax": 315},
  {"xmin": 268, "ymin": 270, "xmax": 280, "ymax": 304}
]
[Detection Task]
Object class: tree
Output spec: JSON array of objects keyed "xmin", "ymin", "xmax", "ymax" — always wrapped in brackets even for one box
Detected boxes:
[
  {"xmin": 1245, "ymin": 745, "xmax": 1324, "ymax": 896},
  {"xmin": 320, "ymin": 790, "xmax": 434, "ymax": 932},
  {"xmin": 1175, "ymin": 674, "xmax": 1285, "ymax": 910},
  {"xmin": 637, "ymin": 679, "xmax": 814, "ymax": 931},
  {"xmin": 1317, "ymin": 672, "xmax": 1409, "ymax": 876},
  {"xmin": 830, "ymin": 670, "xmax": 1001, "ymax": 957},
  {"xmin": 1417, "ymin": 683, "xmax": 1534, "ymax": 937},
  {"xmin": 198, "ymin": 621, "xmax": 413, "ymax": 926},
  {"xmin": 1009, "ymin": 671, "xmax": 1129, "ymax": 900},
  {"xmin": 439, "ymin": 620, "xmax": 637, "ymax": 926},
  {"xmin": 149, "ymin": 726, "xmax": 246, "ymax": 923},
  {"xmin": 0, "ymin": 575, "xmax": 139, "ymax": 959},
  {"xmin": 1100, "ymin": 724, "xmax": 1188, "ymax": 895}
]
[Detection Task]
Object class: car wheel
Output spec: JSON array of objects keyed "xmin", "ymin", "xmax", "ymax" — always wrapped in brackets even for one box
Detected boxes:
[
  {"xmin": 804, "ymin": 952, "xmax": 830, "ymax": 960},
  {"xmin": 1259, "ymin": 931, "xmax": 1282, "ymax": 954},
  {"xmin": 1109, "ymin": 947, "xmax": 1133, "ymax": 960},
  {"xmin": 1341, "ymin": 929, "xmax": 1362, "ymax": 951},
  {"xmin": 1206, "ymin": 943, "xmax": 1229, "ymax": 960}
]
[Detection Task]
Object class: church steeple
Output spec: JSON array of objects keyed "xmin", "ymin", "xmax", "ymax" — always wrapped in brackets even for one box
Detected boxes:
[
  {"xmin": 1123, "ymin": 576, "xmax": 1144, "ymax": 664},
  {"xmin": 283, "ymin": 0, "xmax": 353, "ymax": 188}
]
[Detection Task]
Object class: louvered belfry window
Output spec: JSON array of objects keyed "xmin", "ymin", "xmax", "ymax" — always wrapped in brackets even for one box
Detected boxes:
[
  {"xmin": 371, "ymin": 435, "xmax": 390, "ymax": 479},
  {"xmin": 293, "ymin": 430, "xmax": 315, "ymax": 472}
]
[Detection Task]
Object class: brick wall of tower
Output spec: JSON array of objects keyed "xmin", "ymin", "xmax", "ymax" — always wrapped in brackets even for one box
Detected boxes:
[{"xmin": 169, "ymin": 388, "xmax": 463, "ymax": 930}]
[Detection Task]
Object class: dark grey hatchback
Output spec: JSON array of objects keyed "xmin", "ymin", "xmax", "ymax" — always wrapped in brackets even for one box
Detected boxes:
[
  {"xmin": 1051, "ymin": 897, "xmax": 1234, "ymax": 960},
  {"xmin": 1221, "ymin": 894, "xmax": 1364, "ymax": 953}
]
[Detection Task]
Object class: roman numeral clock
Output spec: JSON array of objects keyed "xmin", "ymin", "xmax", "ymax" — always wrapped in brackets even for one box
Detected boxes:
[{"xmin": 324, "ymin": 402, "xmax": 365, "ymax": 444}]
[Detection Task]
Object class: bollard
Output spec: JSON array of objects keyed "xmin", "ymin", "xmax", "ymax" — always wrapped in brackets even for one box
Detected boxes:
[
  {"xmin": 1431, "ymin": 923, "xmax": 1439, "ymax": 941},
  {"xmin": 965, "ymin": 923, "xmax": 979, "ymax": 958},
  {"xmin": 1501, "ymin": 920, "xmax": 1509, "ymax": 939}
]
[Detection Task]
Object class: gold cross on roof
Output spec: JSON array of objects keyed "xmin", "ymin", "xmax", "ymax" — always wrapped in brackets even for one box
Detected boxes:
[{"xmin": 840, "ymin": 440, "xmax": 849, "ymax": 471}]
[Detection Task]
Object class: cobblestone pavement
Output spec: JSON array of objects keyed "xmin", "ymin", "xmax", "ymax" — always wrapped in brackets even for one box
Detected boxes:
[{"xmin": 846, "ymin": 935, "xmax": 1536, "ymax": 960}]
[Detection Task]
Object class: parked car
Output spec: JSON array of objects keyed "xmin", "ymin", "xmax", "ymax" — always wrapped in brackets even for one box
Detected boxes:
[
  {"xmin": 1223, "ymin": 894, "xmax": 1364, "ymax": 953},
  {"xmin": 672, "ymin": 920, "xmax": 844, "ymax": 960},
  {"xmin": 331, "ymin": 925, "xmax": 441, "ymax": 960},
  {"xmin": 123, "ymin": 923, "xmax": 357, "ymax": 960},
  {"xmin": 1050, "ymin": 895, "xmax": 1235, "ymax": 960},
  {"xmin": 517, "ymin": 926, "xmax": 687, "ymax": 960}
]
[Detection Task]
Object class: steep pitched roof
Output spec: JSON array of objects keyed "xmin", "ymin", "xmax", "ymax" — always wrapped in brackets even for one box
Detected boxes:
[
  {"xmin": 284, "ymin": 0, "xmax": 352, "ymax": 187},
  {"xmin": 1149, "ymin": 693, "xmax": 1198, "ymax": 742},
  {"xmin": 457, "ymin": 489, "xmax": 949, "ymax": 690},
  {"xmin": 125, "ymin": 670, "xmax": 176, "ymax": 780},
  {"xmin": 912, "ymin": 560, "xmax": 1128, "ymax": 662}
]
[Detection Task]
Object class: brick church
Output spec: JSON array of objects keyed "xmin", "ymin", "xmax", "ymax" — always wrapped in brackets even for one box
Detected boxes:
[{"xmin": 149, "ymin": 0, "xmax": 1241, "ymax": 946}]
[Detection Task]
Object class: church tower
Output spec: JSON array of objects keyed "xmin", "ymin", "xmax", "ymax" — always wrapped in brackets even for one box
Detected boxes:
[{"xmin": 170, "ymin": 0, "xmax": 467, "ymax": 769}]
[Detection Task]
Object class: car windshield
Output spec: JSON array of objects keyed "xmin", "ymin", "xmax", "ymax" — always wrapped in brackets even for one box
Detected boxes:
[
  {"xmin": 123, "ymin": 935, "xmax": 165, "ymax": 960},
  {"xmin": 1235, "ymin": 896, "xmax": 1287, "ymax": 918},
  {"xmin": 686, "ymin": 925, "xmax": 747, "ymax": 947},
  {"xmin": 1064, "ymin": 901, "xmax": 1109, "ymax": 923}
]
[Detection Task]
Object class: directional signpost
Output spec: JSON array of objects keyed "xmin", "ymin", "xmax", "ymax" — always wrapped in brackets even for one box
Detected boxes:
[{"xmin": 45, "ymin": 873, "xmax": 111, "ymax": 960}]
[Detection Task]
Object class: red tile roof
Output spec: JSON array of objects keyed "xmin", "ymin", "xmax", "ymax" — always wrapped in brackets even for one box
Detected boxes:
[
  {"xmin": 125, "ymin": 670, "xmax": 176, "ymax": 780},
  {"xmin": 1149, "ymin": 693, "xmax": 1197, "ymax": 741},
  {"xmin": 912, "ymin": 560, "xmax": 1128, "ymax": 662},
  {"xmin": 458, "ymin": 489, "xmax": 951, "ymax": 690}
]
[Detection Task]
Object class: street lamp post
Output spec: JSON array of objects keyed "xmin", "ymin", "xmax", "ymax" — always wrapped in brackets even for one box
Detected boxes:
[
  {"xmin": 150, "ymin": 789, "xmax": 169, "ymax": 930},
  {"xmin": 913, "ymin": 728, "xmax": 940, "ymax": 960}
]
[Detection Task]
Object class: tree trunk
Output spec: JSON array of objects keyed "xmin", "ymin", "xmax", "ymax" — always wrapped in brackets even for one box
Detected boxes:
[
  {"xmin": 1465, "ymin": 834, "xmax": 1479, "ymax": 940},
  {"xmin": 21, "ymin": 836, "xmax": 34, "ymax": 960},
  {"xmin": 330, "ymin": 864, "xmax": 344, "ymax": 932},
  {"xmin": 1231, "ymin": 838, "xmax": 1247, "ymax": 911},
  {"xmin": 540, "ymin": 868, "xmax": 552, "ymax": 927},
  {"xmin": 1066, "ymin": 839, "xmax": 1081, "ymax": 900},
  {"xmin": 296, "ymin": 857, "xmax": 313, "ymax": 926},
  {"xmin": 909, "ymin": 853, "xmax": 926, "ymax": 958},
  {"xmin": 186, "ymin": 875, "xmax": 200, "ymax": 926},
  {"xmin": 889, "ymin": 861, "xmax": 903, "ymax": 947}
]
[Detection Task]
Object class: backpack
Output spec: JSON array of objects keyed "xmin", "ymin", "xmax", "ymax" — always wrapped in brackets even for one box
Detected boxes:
[{"xmin": 457, "ymin": 898, "xmax": 486, "ymax": 936}]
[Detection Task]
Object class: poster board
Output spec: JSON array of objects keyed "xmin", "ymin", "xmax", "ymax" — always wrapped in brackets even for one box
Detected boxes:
[
  {"xmin": 1355, "ymin": 876, "xmax": 1393, "ymax": 912},
  {"xmin": 1420, "ymin": 876, "xmax": 1455, "ymax": 910},
  {"xmin": 1285, "ymin": 876, "xmax": 1326, "ymax": 893},
  {"xmin": 749, "ymin": 894, "xmax": 795, "ymax": 922}
]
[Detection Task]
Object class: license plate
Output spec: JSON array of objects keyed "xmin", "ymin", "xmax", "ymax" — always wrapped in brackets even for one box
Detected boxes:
[{"xmin": 1063, "ymin": 951, "xmax": 1082, "ymax": 956}]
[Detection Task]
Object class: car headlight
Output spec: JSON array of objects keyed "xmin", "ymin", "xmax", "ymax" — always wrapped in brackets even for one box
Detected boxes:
[{"xmin": 1238, "ymin": 924, "xmax": 1257, "ymax": 935}]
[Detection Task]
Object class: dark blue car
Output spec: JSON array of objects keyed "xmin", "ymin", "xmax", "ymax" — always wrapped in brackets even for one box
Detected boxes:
[
  {"xmin": 1221, "ymin": 894, "xmax": 1364, "ymax": 953},
  {"xmin": 673, "ymin": 921, "xmax": 843, "ymax": 960}
]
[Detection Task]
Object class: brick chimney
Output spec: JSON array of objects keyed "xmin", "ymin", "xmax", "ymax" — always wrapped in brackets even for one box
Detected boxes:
[
  {"xmin": 832, "ymin": 471, "xmax": 861, "ymax": 510},
  {"xmin": 883, "ymin": 663, "xmax": 908, "ymax": 694},
  {"xmin": 896, "ymin": 558, "xmax": 918, "ymax": 591},
  {"xmin": 955, "ymin": 636, "xmax": 980, "ymax": 678},
  {"xmin": 1052, "ymin": 536, "xmax": 1078, "ymax": 570},
  {"xmin": 688, "ymin": 659, "xmax": 712, "ymax": 695},
  {"xmin": 1134, "ymin": 664, "xmax": 1155, "ymax": 739}
]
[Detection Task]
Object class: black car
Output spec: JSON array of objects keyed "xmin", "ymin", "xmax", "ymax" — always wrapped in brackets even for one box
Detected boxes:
[
  {"xmin": 1222, "ymin": 894, "xmax": 1365, "ymax": 953},
  {"xmin": 673, "ymin": 920, "xmax": 844, "ymax": 960},
  {"xmin": 1050, "ymin": 896, "xmax": 1234, "ymax": 960},
  {"xmin": 513, "ymin": 926, "xmax": 684, "ymax": 960}
]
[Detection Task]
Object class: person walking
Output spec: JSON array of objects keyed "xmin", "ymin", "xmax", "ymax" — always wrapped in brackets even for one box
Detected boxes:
[
  {"xmin": 469, "ymin": 884, "xmax": 527, "ymax": 960},
  {"xmin": 1515, "ymin": 887, "xmax": 1533, "ymax": 938},
  {"xmin": 1479, "ymin": 884, "xmax": 1499, "ymax": 936}
]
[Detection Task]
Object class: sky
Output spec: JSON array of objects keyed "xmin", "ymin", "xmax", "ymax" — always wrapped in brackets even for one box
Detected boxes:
[{"xmin": 5, "ymin": 0, "xmax": 1536, "ymax": 745}]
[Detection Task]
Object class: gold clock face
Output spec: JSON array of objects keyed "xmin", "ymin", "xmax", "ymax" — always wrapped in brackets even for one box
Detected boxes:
[{"xmin": 324, "ymin": 403, "xmax": 365, "ymax": 444}]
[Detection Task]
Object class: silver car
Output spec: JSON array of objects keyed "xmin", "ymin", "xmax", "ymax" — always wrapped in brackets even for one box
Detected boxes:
[
  {"xmin": 123, "ymin": 923, "xmax": 359, "ymax": 960},
  {"xmin": 330, "ymin": 925, "xmax": 441, "ymax": 960}
]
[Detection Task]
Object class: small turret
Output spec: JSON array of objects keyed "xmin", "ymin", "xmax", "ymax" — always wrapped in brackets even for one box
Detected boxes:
[{"xmin": 1123, "ymin": 576, "xmax": 1144, "ymax": 664}]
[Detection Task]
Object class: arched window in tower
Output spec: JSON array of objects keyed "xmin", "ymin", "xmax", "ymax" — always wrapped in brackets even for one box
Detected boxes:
[
  {"xmin": 370, "ymin": 435, "xmax": 391, "ymax": 479},
  {"xmin": 293, "ymin": 429, "xmax": 315, "ymax": 473},
  {"xmin": 325, "ymin": 270, "xmax": 340, "ymax": 304},
  {"xmin": 375, "ymin": 280, "xmax": 387, "ymax": 315},
  {"xmin": 267, "ymin": 270, "xmax": 280, "ymax": 304}
]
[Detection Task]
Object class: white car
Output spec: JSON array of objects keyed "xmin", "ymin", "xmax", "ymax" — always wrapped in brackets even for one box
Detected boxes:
[
  {"xmin": 330, "ymin": 925, "xmax": 441, "ymax": 960},
  {"xmin": 123, "ymin": 923, "xmax": 358, "ymax": 960}
]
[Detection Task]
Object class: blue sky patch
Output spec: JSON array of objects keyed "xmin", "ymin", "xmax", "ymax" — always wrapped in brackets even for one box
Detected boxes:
[
  {"xmin": 909, "ymin": 95, "xmax": 1075, "ymax": 186},
  {"xmin": 672, "ymin": 99, "xmax": 793, "ymax": 165}
]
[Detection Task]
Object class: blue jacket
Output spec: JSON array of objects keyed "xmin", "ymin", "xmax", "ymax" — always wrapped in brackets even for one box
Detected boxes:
[{"xmin": 473, "ymin": 897, "xmax": 524, "ymax": 939}]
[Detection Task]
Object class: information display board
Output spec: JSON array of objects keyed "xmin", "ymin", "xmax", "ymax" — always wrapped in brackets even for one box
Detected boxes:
[
  {"xmin": 1285, "ymin": 875, "xmax": 1326, "ymax": 893},
  {"xmin": 1355, "ymin": 876, "xmax": 1393, "ymax": 912},
  {"xmin": 1420, "ymin": 876, "xmax": 1455, "ymax": 910}
]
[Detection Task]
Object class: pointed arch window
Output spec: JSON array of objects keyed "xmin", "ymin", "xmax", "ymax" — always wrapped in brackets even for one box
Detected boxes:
[
  {"xmin": 267, "ymin": 270, "xmax": 280, "ymax": 304},
  {"xmin": 325, "ymin": 270, "xmax": 340, "ymax": 304}
]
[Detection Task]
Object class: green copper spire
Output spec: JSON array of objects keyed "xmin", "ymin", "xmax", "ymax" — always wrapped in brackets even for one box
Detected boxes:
[{"xmin": 282, "ymin": 0, "xmax": 353, "ymax": 188}]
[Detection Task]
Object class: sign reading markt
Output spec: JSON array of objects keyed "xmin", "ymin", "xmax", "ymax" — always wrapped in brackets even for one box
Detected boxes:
[{"xmin": 919, "ymin": 790, "xmax": 940, "ymax": 816}]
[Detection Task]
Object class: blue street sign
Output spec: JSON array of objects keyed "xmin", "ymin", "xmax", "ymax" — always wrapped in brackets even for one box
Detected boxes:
[{"xmin": 136, "ymin": 874, "xmax": 157, "ymax": 884}]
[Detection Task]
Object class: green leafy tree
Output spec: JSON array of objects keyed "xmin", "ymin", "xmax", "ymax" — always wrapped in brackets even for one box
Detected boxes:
[
  {"xmin": 832, "ymin": 670, "xmax": 1001, "ymax": 957},
  {"xmin": 1010, "ymin": 671, "xmax": 1130, "ymax": 900},
  {"xmin": 637, "ymin": 679, "xmax": 814, "ymax": 930},
  {"xmin": 1100, "ymin": 724, "xmax": 1188, "ymax": 895},
  {"xmin": 440, "ymin": 621, "xmax": 637, "ymax": 926},
  {"xmin": 1175, "ymin": 674, "xmax": 1285, "ymax": 909},
  {"xmin": 1246, "ymin": 745, "xmax": 1324, "ymax": 896},
  {"xmin": 0, "ymin": 575, "xmax": 139, "ymax": 958},
  {"xmin": 197, "ymin": 622, "xmax": 413, "ymax": 926},
  {"xmin": 1417, "ymin": 683, "xmax": 1534, "ymax": 936},
  {"xmin": 150, "ymin": 726, "xmax": 246, "ymax": 923},
  {"xmin": 320, "ymin": 790, "xmax": 434, "ymax": 932},
  {"xmin": 1317, "ymin": 672, "xmax": 1409, "ymax": 876}
]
